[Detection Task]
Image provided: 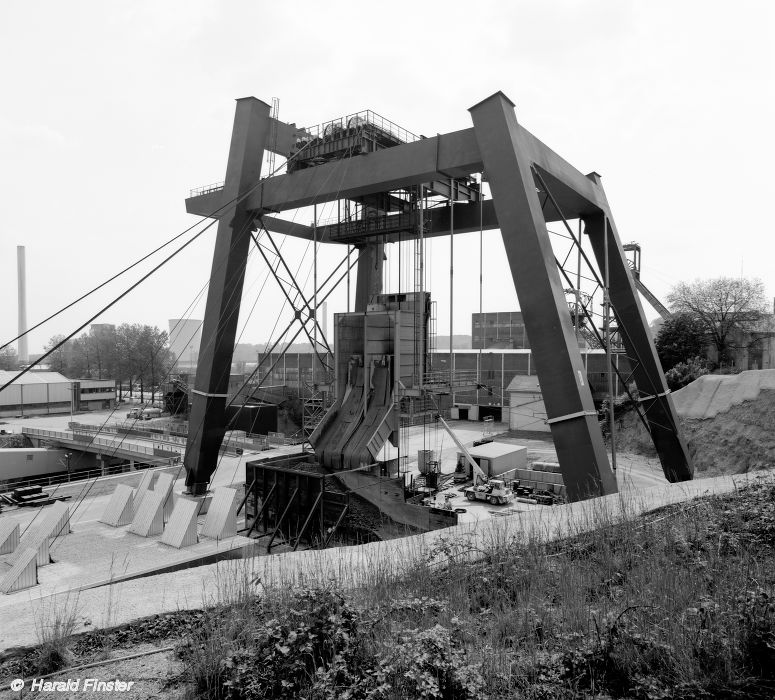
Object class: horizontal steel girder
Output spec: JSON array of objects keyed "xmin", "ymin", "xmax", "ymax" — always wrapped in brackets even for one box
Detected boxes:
[
  {"xmin": 185, "ymin": 124, "xmax": 610, "ymax": 225},
  {"xmin": 235, "ymin": 194, "xmax": 586, "ymax": 247}
]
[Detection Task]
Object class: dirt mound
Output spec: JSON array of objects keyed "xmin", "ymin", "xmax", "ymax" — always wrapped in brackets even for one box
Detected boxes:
[
  {"xmin": 672, "ymin": 369, "xmax": 775, "ymax": 419},
  {"xmin": 681, "ymin": 388, "xmax": 775, "ymax": 477},
  {"xmin": 612, "ymin": 372, "xmax": 775, "ymax": 477}
]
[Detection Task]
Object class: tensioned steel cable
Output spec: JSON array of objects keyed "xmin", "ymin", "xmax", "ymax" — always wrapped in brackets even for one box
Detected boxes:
[{"xmin": 1, "ymin": 128, "xmax": 318, "ymax": 368}]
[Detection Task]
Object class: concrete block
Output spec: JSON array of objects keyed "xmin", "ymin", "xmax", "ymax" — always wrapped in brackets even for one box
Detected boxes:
[
  {"xmin": 172, "ymin": 489, "xmax": 212, "ymax": 515},
  {"xmin": 10, "ymin": 501, "xmax": 69, "ymax": 568},
  {"xmin": 99, "ymin": 484, "xmax": 135, "ymax": 527},
  {"xmin": 127, "ymin": 489, "xmax": 165, "ymax": 537},
  {"xmin": 153, "ymin": 472, "xmax": 176, "ymax": 523},
  {"xmin": 10, "ymin": 532, "xmax": 49, "ymax": 567},
  {"xmin": 132, "ymin": 470, "xmax": 155, "ymax": 516},
  {"xmin": 38, "ymin": 501, "xmax": 70, "ymax": 539},
  {"xmin": 161, "ymin": 497, "xmax": 199, "ymax": 549},
  {"xmin": 0, "ymin": 520, "xmax": 19, "ymax": 555},
  {"xmin": 0, "ymin": 547, "xmax": 38, "ymax": 594},
  {"xmin": 201, "ymin": 487, "xmax": 237, "ymax": 540}
]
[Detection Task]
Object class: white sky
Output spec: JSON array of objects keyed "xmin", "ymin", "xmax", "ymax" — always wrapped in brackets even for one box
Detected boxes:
[{"xmin": 1, "ymin": 0, "xmax": 773, "ymax": 357}]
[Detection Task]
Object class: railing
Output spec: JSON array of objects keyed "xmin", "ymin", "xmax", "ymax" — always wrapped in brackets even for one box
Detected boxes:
[
  {"xmin": 0, "ymin": 462, "xmax": 179, "ymax": 492},
  {"xmin": 300, "ymin": 109, "xmax": 417, "ymax": 146},
  {"xmin": 329, "ymin": 211, "xmax": 416, "ymax": 241},
  {"xmin": 422, "ymin": 370, "xmax": 480, "ymax": 388},
  {"xmin": 189, "ymin": 181, "xmax": 225, "ymax": 198},
  {"xmin": 23, "ymin": 427, "xmax": 179, "ymax": 459}
]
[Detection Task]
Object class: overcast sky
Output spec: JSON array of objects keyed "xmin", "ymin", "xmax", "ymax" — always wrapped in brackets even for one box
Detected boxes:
[{"xmin": 1, "ymin": 0, "xmax": 773, "ymax": 358}]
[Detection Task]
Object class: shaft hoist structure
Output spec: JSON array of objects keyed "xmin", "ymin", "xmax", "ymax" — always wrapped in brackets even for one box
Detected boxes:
[{"xmin": 182, "ymin": 92, "xmax": 693, "ymax": 500}]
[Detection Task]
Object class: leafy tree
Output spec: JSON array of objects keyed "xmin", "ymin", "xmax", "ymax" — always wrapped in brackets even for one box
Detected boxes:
[
  {"xmin": 44, "ymin": 334, "xmax": 73, "ymax": 374},
  {"xmin": 0, "ymin": 346, "xmax": 19, "ymax": 370},
  {"xmin": 43, "ymin": 324, "xmax": 174, "ymax": 398},
  {"xmin": 114, "ymin": 323, "xmax": 174, "ymax": 402},
  {"xmin": 655, "ymin": 312, "xmax": 708, "ymax": 370},
  {"xmin": 667, "ymin": 277, "xmax": 768, "ymax": 366}
]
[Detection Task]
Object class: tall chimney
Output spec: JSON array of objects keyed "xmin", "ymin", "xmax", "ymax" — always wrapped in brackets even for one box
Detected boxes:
[{"xmin": 17, "ymin": 245, "xmax": 28, "ymax": 365}]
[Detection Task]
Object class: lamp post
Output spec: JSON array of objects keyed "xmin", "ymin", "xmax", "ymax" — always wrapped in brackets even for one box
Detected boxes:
[{"xmin": 65, "ymin": 452, "xmax": 71, "ymax": 482}]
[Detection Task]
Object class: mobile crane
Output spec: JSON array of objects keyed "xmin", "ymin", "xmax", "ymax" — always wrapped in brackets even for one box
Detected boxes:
[{"xmin": 435, "ymin": 414, "xmax": 514, "ymax": 506}]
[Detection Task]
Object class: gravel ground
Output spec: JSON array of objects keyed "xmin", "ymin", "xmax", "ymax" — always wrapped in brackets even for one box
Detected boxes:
[{"xmin": 0, "ymin": 643, "xmax": 185, "ymax": 700}]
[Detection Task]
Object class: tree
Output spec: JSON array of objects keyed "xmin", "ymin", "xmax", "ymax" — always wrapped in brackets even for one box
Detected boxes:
[
  {"xmin": 44, "ymin": 334, "xmax": 73, "ymax": 374},
  {"xmin": 111, "ymin": 324, "xmax": 175, "ymax": 401},
  {"xmin": 667, "ymin": 277, "xmax": 768, "ymax": 366},
  {"xmin": 43, "ymin": 324, "xmax": 174, "ymax": 395},
  {"xmin": 0, "ymin": 346, "xmax": 19, "ymax": 371},
  {"xmin": 655, "ymin": 312, "xmax": 708, "ymax": 370}
]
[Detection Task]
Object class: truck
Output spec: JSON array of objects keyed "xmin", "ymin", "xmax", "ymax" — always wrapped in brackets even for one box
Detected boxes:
[
  {"xmin": 126, "ymin": 407, "xmax": 162, "ymax": 420},
  {"xmin": 464, "ymin": 479, "xmax": 514, "ymax": 505}
]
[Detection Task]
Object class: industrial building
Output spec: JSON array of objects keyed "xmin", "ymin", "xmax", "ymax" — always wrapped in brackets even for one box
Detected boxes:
[
  {"xmin": 472, "ymin": 311, "xmax": 529, "ymax": 349},
  {"xmin": 472, "ymin": 310, "xmax": 591, "ymax": 350},
  {"xmin": 255, "ymin": 348, "xmax": 631, "ymax": 410},
  {"xmin": 0, "ymin": 371, "xmax": 115, "ymax": 418}
]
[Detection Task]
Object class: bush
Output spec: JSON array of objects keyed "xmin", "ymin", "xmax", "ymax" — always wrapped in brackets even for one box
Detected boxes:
[
  {"xmin": 219, "ymin": 588, "xmax": 365, "ymax": 699},
  {"xmin": 664, "ymin": 356, "xmax": 709, "ymax": 391},
  {"xmin": 182, "ymin": 587, "xmax": 485, "ymax": 700},
  {"xmin": 367, "ymin": 624, "xmax": 484, "ymax": 700}
]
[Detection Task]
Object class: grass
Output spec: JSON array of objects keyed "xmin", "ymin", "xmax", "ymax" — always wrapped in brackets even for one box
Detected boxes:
[
  {"xmin": 177, "ymin": 477, "xmax": 775, "ymax": 699},
  {"xmin": 31, "ymin": 591, "xmax": 81, "ymax": 674},
  {"xmin": 4, "ymin": 476, "xmax": 773, "ymax": 698}
]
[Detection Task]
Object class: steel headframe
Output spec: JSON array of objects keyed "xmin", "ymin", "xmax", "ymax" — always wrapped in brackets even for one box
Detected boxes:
[{"xmin": 182, "ymin": 92, "xmax": 693, "ymax": 500}]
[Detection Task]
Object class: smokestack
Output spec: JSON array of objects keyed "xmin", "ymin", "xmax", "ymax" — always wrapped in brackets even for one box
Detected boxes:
[{"xmin": 17, "ymin": 245, "xmax": 28, "ymax": 365}]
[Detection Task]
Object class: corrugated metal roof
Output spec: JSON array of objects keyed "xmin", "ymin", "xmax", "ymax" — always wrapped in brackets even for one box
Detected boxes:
[{"xmin": 0, "ymin": 370, "xmax": 71, "ymax": 385}]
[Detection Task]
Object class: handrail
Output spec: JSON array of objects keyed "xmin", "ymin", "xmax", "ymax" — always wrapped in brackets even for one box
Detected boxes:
[
  {"xmin": 22, "ymin": 427, "xmax": 179, "ymax": 458},
  {"xmin": 0, "ymin": 461, "xmax": 178, "ymax": 492},
  {"xmin": 189, "ymin": 181, "xmax": 225, "ymax": 198}
]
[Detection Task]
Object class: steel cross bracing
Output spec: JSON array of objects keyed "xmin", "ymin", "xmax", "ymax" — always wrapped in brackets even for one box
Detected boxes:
[
  {"xmin": 183, "ymin": 92, "xmax": 693, "ymax": 500},
  {"xmin": 250, "ymin": 228, "xmax": 334, "ymax": 375}
]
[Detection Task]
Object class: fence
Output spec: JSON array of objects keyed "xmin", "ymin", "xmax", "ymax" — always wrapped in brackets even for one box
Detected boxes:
[{"xmin": 23, "ymin": 427, "xmax": 180, "ymax": 460}]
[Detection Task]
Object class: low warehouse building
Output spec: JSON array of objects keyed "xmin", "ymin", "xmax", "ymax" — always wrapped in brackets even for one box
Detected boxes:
[
  {"xmin": 0, "ymin": 370, "xmax": 72, "ymax": 418},
  {"xmin": 0, "ymin": 371, "xmax": 115, "ymax": 417},
  {"xmin": 73, "ymin": 379, "xmax": 116, "ymax": 411},
  {"xmin": 456, "ymin": 441, "xmax": 527, "ymax": 479}
]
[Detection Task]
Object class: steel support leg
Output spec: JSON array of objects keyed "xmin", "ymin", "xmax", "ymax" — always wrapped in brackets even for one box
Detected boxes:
[
  {"xmin": 469, "ymin": 92, "xmax": 617, "ymax": 500},
  {"xmin": 354, "ymin": 242, "xmax": 383, "ymax": 312},
  {"xmin": 583, "ymin": 206, "xmax": 693, "ymax": 482},
  {"xmin": 184, "ymin": 98, "xmax": 271, "ymax": 494}
]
